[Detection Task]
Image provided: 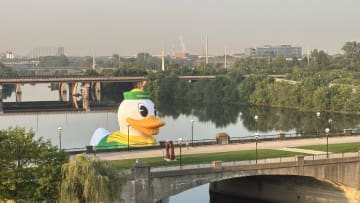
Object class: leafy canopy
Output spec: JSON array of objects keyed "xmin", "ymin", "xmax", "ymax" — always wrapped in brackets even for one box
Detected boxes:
[
  {"xmin": 61, "ymin": 154, "xmax": 127, "ymax": 203},
  {"xmin": 0, "ymin": 126, "xmax": 69, "ymax": 202}
]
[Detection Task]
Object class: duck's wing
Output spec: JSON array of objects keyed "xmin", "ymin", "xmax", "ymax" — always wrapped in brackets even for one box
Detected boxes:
[{"xmin": 90, "ymin": 128, "xmax": 110, "ymax": 146}]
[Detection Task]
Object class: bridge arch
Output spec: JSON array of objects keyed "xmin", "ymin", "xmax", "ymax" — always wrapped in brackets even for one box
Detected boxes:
[
  {"xmin": 122, "ymin": 155, "xmax": 360, "ymax": 203},
  {"xmin": 209, "ymin": 175, "xmax": 356, "ymax": 203}
]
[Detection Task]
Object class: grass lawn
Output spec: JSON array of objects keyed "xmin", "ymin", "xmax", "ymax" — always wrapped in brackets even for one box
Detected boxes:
[
  {"xmin": 295, "ymin": 142, "xmax": 360, "ymax": 153},
  {"xmin": 109, "ymin": 149, "xmax": 302, "ymax": 170}
]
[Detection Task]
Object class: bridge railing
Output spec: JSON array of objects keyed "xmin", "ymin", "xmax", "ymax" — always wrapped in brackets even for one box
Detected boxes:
[
  {"xmin": 150, "ymin": 151, "xmax": 360, "ymax": 172},
  {"xmin": 305, "ymin": 151, "xmax": 360, "ymax": 161},
  {"xmin": 63, "ymin": 130, "xmax": 357, "ymax": 155}
]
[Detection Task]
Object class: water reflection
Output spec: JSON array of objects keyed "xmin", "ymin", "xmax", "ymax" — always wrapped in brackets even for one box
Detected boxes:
[
  {"xmin": 3, "ymin": 83, "xmax": 360, "ymax": 202},
  {"xmin": 165, "ymin": 184, "xmax": 209, "ymax": 203},
  {"xmin": 1, "ymin": 83, "xmax": 360, "ymax": 149},
  {"xmin": 241, "ymin": 107, "xmax": 360, "ymax": 135},
  {"xmin": 210, "ymin": 193, "xmax": 273, "ymax": 203},
  {"xmin": 164, "ymin": 184, "xmax": 273, "ymax": 203}
]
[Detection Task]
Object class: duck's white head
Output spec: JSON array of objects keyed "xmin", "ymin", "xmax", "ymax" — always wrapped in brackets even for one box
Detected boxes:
[{"xmin": 118, "ymin": 89, "xmax": 165, "ymax": 136}]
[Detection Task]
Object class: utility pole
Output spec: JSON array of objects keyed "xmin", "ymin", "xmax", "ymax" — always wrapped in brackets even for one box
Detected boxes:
[
  {"xmin": 205, "ymin": 35, "xmax": 208, "ymax": 64},
  {"xmin": 119, "ymin": 53, "xmax": 121, "ymax": 69},
  {"xmin": 92, "ymin": 52, "xmax": 96, "ymax": 70},
  {"xmin": 224, "ymin": 47, "xmax": 227, "ymax": 69}
]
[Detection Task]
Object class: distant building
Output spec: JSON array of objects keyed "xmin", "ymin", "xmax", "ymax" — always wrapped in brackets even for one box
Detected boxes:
[
  {"xmin": 5, "ymin": 51, "xmax": 15, "ymax": 59},
  {"xmin": 137, "ymin": 52, "xmax": 151, "ymax": 58},
  {"xmin": 174, "ymin": 52, "xmax": 190, "ymax": 59},
  {"xmin": 246, "ymin": 45, "xmax": 302, "ymax": 59},
  {"xmin": 244, "ymin": 48, "xmax": 256, "ymax": 57},
  {"xmin": 30, "ymin": 46, "xmax": 65, "ymax": 58},
  {"xmin": 57, "ymin": 47, "xmax": 65, "ymax": 55}
]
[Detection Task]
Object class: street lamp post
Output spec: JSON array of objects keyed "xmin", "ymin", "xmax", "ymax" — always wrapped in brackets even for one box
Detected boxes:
[
  {"xmin": 328, "ymin": 118, "xmax": 333, "ymax": 125},
  {"xmin": 316, "ymin": 112, "xmax": 320, "ymax": 136},
  {"xmin": 57, "ymin": 127, "xmax": 62, "ymax": 150},
  {"xmin": 325, "ymin": 128, "xmax": 330, "ymax": 158},
  {"xmin": 254, "ymin": 115, "xmax": 259, "ymax": 164},
  {"xmin": 127, "ymin": 124, "xmax": 130, "ymax": 151},
  {"xmin": 178, "ymin": 138, "xmax": 183, "ymax": 167},
  {"xmin": 92, "ymin": 145, "xmax": 96, "ymax": 157},
  {"xmin": 255, "ymin": 132, "xmax": 259, "ymax": 164},
  {"xmin": 191, "ymin": 120, "xmax": 195, "ymax": 146},
  {"xmin": 328, "ymin": 118, "xmax": 333, "ymax": 132}
]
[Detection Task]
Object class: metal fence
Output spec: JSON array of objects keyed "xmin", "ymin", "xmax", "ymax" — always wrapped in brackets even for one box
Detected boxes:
[{"xmin": 63, "ymin": 130, "xmax": 359, "ymax": 156}]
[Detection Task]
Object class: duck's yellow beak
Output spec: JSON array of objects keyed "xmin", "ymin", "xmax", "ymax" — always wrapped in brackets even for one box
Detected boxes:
[{"xmin": 126, "ymin": 116, "xmax": 165, "ymax": 135}]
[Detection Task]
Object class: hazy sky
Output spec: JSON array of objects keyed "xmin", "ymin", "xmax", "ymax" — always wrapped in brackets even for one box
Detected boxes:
[{"xmin": 1, "ymin": 0, "xmax": 360, "ymax": 56}]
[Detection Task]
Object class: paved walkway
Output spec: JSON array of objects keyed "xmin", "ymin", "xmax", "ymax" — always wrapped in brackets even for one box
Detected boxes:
[
  {"xmin": 279, "ymin": 147, "xmax": 325, "ymax": 155},
  {"xmin": 98, "ymin": 135, "xmax": 360, "ymax": 161}
]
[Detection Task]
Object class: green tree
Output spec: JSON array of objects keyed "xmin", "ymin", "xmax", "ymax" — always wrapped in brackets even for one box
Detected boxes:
[
  {"xmin": 238, "ymin": 77, "xmax": 257, "ymax": 103},
  {"xmin": 0, "ymin": 63, "xmax": 16, "ymax": 99},
  {"xmin": 341, "ymin": 41, "xmax": 360, "ymax": 71},
  {"xmin": 342, "ymin": 41, "xmax": 360, "ymax": 58},
  {"xmin": 0, "ymin": 62, "xmax": 16, "ymax": 77},
  {"xmin": 111, "ymin": 54, "xmax": 120, "ymax": 68},
  {"xmin": 61, "ymin": 154, "xmax": 126, "ymax": 203},
  {"xmin": 38, "ymin": 55, "xmax": 70, "ymax": 67},
  {"xmin": 310, "ymin": 49, "xmax": 331, "ymax": 69},
  {"xmin": 0, "ymin": 127, "xmax": 68, "ymax": 202},
  {"xmin": 84, "ymin": 69, "xmax": 100, "ymax": 76}
]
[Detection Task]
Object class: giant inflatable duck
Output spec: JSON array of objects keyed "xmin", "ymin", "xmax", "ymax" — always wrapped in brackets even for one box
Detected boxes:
[{"xmin": 90, "ymin": 88, "xmax": 165, "ymax": 149}]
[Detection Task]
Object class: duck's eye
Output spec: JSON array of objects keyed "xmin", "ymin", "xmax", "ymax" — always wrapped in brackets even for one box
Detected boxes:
[{"xmin": 139, "ymin": 105, "xmax": 148, "ymax": 117}]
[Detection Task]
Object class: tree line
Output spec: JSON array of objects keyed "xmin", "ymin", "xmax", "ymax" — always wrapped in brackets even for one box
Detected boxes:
[
  {"xmin": 143, "ymin": 41, "xmax": 360, "ymax": 114},
  {"xmin": 238, "ymin": 41, "xmax": 360, "ymax": 113},
  {"xmin": 144, "ymin": 72, "xmax": 240, "ymax": 127},
  {"xmin": 3, "ymin": 41, "xmax": 360, "ymax": 113},
  {"xmin": 0, "ymin": 127, "xmax": 126, "ymax": 202}
]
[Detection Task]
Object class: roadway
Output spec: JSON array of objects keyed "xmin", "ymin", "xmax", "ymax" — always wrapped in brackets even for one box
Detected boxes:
[{"xmin": 98, "ymin": 134, "xmax": 360, "ymax": 161}]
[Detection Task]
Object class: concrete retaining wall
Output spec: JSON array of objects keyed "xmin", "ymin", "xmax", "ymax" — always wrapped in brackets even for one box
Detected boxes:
[{"xmin": 121, "ymin": 156, "xmax": 360, "ymax": 203}]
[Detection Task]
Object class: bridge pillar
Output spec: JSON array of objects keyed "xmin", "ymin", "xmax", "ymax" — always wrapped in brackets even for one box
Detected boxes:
[
  {"xmin": 0, "ymin": 85, "xmax": 3, "ymax": 114},
  {"xmin": 69, "ymin": 83, "xmax": 79, "ymax": 109},
  {"xmin": 15, "ymin": 83, "xmax": 22, "ymax": 103},
  {"xmin": 132, "ymin": 163, "xmax": 152, "ymax": 203},
  {"xmin": 59, "ymin": 83, "xmax": 68, "ymax": 101},
  {"xmin": 135, "ymin": 81, "xmax": 146, "ymax": 90},
  {"xmin": 93, "ymin": 82, "xmax": 101, "ymax": 102},
  {"xmin": 68, "ymin": 83, "xmax": 73, "ymax": 101},
  {"xmin": 296, "ymin": 155, "xmax": 304, "ymax": 176},
  {"xmin": 82, "ymin": 83, "xmax": 90, "ymax": 112}
]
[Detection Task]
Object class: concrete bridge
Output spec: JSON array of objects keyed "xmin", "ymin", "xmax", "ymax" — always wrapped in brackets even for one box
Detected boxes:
[
  {"xmin": 122, "ymin": 152, "xmax": 360, "ymax": 203},
  {"xmin": 0, "ymin": 75, "xmax": 216, "ymax": 84},
  {"xmin": 0, "ymin": 75, "xmax": 215, "ymax": 113}
]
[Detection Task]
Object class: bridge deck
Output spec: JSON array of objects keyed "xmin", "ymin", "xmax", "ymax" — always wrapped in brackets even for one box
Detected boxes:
[
  {"xmin": 99, "ymin": 135, "xmax": 360, "ymax": 161},
  {"xmin": 0, "ymin": 75, "xmax": 216, "ymax": 84}
]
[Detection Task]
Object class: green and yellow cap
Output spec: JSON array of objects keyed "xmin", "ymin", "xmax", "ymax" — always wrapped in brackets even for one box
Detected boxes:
[{"xmin": 123, "ymin": 88, "xmax": 151, "ymax": 100}]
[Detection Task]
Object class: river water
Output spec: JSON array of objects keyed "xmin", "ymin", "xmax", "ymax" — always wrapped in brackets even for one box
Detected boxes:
[
  {"xmin": 0, "ymin": 83, "xmax": 296, "ymax": 149},
  {"xmin": 1, "ymin": 83, "xmax": 360, "ymax": 202}
]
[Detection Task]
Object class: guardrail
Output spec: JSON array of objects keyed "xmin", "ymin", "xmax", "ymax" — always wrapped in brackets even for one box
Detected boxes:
[
  {"xmin": 0, "ymin": 75, "xmax": 216, "ymax": 84},
  {"xmin": 150, "ymin": 151, "xmax": 360, "ymax": 172},
  {"xmin": 0, "ymin": 76, "xmax": 147, "ymax": 84}
]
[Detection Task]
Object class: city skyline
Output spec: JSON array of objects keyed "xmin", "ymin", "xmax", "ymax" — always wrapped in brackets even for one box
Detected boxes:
[{"xmin": 1, "ymin": 0, "xmax": 360, "ymax": 56}]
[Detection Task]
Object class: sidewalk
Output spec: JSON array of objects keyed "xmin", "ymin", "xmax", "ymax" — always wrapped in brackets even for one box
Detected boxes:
[
  {"xmin": 98, "ymin": 135, "xmax": 360, "ymax": 161},
  {"xmin": 279, "ymin": 147, "xmax": 325, "ymax": 155}
]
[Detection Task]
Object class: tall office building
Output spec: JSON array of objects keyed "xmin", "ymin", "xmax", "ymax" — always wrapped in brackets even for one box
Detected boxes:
[
  {"xmin": 255, "ymin": 45, "xmax": 302, "ymax": 59},
  {"xmin": 57, "ymin": 47, "xmax": 64, "ymax": 56},
  {"xmin": 30, "ymin": 46, "xmax": 65, "ymax": 58}
]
